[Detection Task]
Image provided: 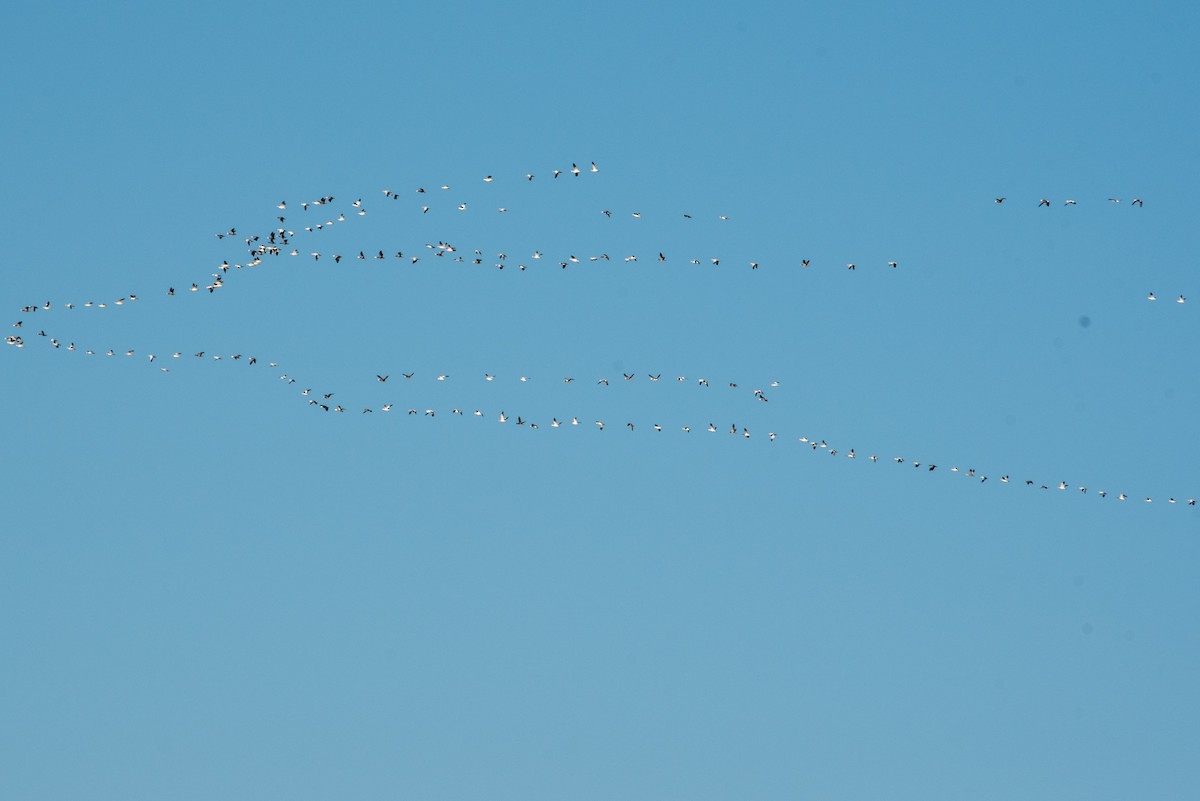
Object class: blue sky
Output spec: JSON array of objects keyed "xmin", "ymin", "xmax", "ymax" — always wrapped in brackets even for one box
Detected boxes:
[{"xmin": 2, "ymin": 1, "xmax": 1198, "ymax": 799}]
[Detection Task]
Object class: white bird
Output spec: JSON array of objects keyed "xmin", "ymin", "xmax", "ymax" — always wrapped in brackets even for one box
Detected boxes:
[
  {"xmin": 596, "ymin": 421, "xmax": 605, "ymax": 430},
  {"xmin": 1178, "ymin": 295, "xmax": 1186, "ymax": 304},
  {"xmin": 499, "ymin": 411, "xmax": 508, "ymax": 422},
  {"xmin": 1148, "ymin": 292, "xmax": 1157, "ymax": 301},
  {"xmin": 590, "ymin": 162, "xmax": 599, "ymax": 173}
]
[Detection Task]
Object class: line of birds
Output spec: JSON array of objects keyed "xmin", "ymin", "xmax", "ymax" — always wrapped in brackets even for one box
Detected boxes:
[
  {"xmin": 13, "ymin": 172, "xmax": 1170, "ymax": 323},
  {"xmin": 6, "ymin": 321, "xmax": 1195, "ymax": 511},
  {"xmin": 994, "ymin": 197, "xmax": 1144, "ymax": 206}
]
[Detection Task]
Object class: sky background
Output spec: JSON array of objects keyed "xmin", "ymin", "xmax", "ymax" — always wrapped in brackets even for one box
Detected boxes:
[{"xmin": 2, "ymin": 1, "xmax": 1198, "ymax": 799}]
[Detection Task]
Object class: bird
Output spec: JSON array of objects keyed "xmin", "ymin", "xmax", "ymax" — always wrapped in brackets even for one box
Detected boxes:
[
  {"xmin": 1148, "ymin": 292, "xmax": 1157, "ymax": 301},
  {"xmin": 377, "ymin": 375, "xmax": 388, "ymax": 382},
  {"xmin": 1131, "ymin": 198, "xmax": 1144, "ymax": 207},
  {"xmin": 1038, "ymin": 199, "xmax": 1051, "ymax": 207},
  {"xmin": 887, "ymin": 261, "xmax": 898, "ymax": 268},
  {"xmin": 590, "ymin": 162, "xmax": 599, "ymax": 173},
  {"xmin": 994, "ymin": 197, "xmax": 1006, "ymax": 204},
  {"xmin": 499, "ymin": 412, "xmax": 508, "ymax": 422},
  {"xmin": 1064, "ymin": 199, "xmax": 1077, "ymax": 206},
  {"xmin": 595, "ymin": 421, "xmax": 605, "ymax": 430},
  {"xmin": 1178, "ymin": 295, "xmax": 1186, "ymax": 304}
]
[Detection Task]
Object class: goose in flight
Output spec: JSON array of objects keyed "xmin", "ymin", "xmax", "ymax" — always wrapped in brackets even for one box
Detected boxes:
[
  {"xmin": 1131, "ymin": 198, "xmax": 1143, "ymax": 207},
  {"xmin": 1038, "ymin": 199, "xmax": 1050, "ymax": 207},
  {"xmin": 377, "ymin": 375, "xmax": 388, "ymax": 382},
  {"xmin": 994, "ymin": 197, "xmax": 1005, "ymax": 204}
]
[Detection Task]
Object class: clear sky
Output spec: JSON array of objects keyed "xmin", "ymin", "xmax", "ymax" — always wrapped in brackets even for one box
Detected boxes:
[{"xmin": 2, "ymin": 1, "xmax": 1198, "ymax": 799}]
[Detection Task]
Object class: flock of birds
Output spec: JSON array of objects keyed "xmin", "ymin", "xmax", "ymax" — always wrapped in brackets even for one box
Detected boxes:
[{"xmin": 6, "ymin": 162, "xmax": 1193, "ymax": 511}]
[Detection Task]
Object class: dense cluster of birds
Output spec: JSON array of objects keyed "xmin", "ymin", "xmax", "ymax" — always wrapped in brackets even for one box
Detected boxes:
[{"xmin": 6, "ymin": 162, "xmax": 1192, "ymax": 511}]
